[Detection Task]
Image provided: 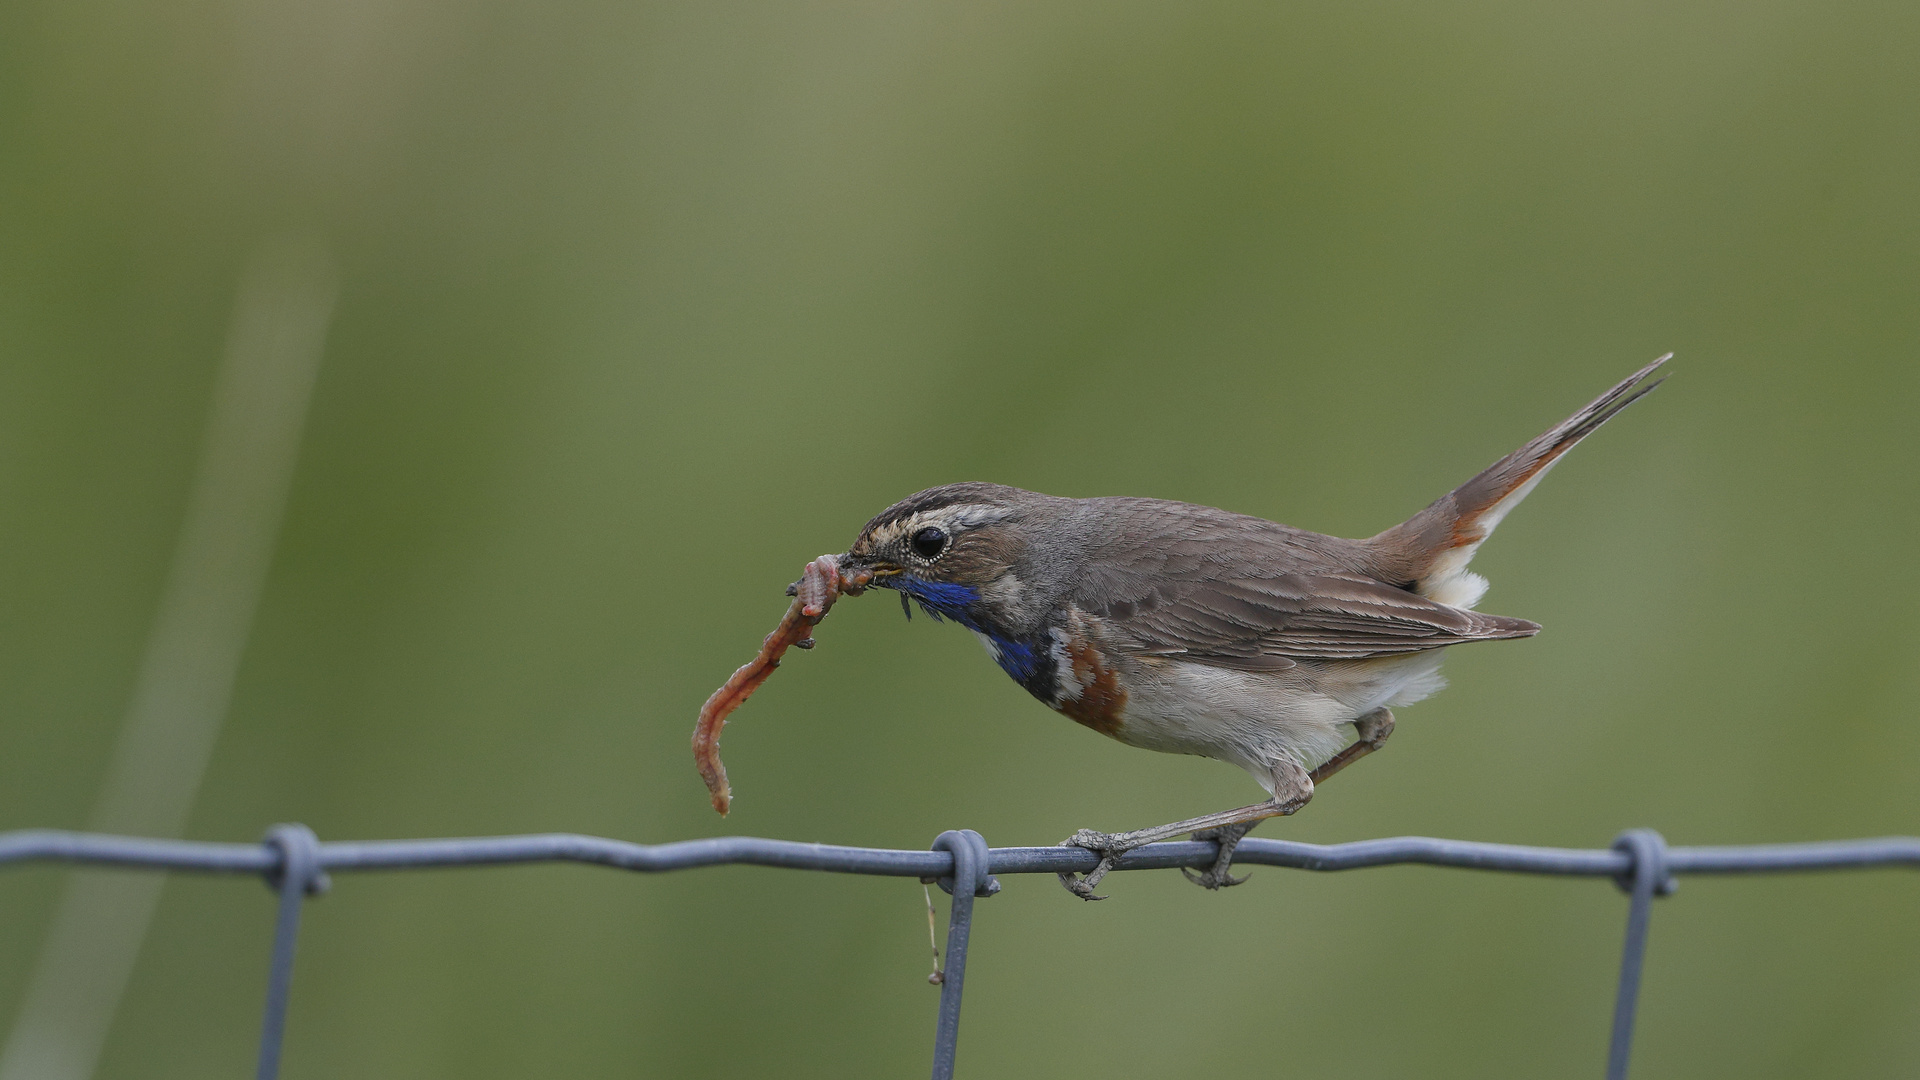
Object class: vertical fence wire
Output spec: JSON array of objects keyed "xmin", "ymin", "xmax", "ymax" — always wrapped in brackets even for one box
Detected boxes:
[
  {"xmin": 929, "ymin": 830, "xmax": 998, "ymax": 1080},
  {"xmin": 1605, "ymin": 829, "xmax": 1673, "ymax": 1080},
  {"xmin": 255, "ymin": 825, "xmax": 327, "ymax": 1080}
]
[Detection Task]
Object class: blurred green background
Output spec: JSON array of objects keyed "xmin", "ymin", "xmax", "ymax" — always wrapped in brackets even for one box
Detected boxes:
[{"xmin": 2, "ymin": 2, "xmax": 1917, "ymax": 1077}]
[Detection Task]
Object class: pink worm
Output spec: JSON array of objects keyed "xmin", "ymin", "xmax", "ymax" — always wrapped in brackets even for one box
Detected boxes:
[{"xmin": 691, "ymin": 554, "xmax": 869, "ymax": 815}]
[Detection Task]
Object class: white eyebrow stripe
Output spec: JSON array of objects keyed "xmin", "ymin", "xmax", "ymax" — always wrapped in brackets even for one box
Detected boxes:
[
  {"xmin": 864, "ymin": 503, "xmax": 1012, "ymax": 553},
  {"xmin": 941, "ymin": 504, "xmax": 1013, "ymax": 530}
]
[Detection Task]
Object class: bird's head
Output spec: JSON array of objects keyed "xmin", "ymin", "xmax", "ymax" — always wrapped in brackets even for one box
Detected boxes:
[{"xmin": 840, "ymin": 482, "xmax": 1067, "ymax": 632}]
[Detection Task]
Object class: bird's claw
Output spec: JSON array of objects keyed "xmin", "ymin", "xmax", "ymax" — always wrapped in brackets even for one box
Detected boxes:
[
  {"xmin": 1056, "ymin": 829, "xmax": 1131, "ymax": 901},
  {"xmin": 1180, "ymin": 865, "xmax": 1251, "ymax": 890},
  {"xmin": 1180, "ymin": 825, "xmax": 1254, "ymax": 891}
]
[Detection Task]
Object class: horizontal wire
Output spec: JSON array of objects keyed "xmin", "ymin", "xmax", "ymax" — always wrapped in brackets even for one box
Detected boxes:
[{"xmin": 3, "ymin": 829, "xmax": 1916, "ymax": 881}]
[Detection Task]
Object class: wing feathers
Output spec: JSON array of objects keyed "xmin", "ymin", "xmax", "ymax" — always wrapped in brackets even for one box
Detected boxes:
[
  {"xmin": 1088, "ymin": 572, "xmax": 1539, "ymax": 671},
  {"xmin": 1058, "ymin": 363, "xmax": 1667, "ymax": 673}
]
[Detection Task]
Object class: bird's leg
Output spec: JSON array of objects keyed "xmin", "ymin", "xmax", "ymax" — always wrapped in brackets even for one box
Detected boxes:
[
  {"xmin": 1308, "ymin": 707, "xmax": 1395, "ymax": 786},
  {"xmin": 1057, "ymin": 762, "xmax": 1313, "ymax": 900},
  {"xmin": 1177, "ymin": 758, "xmax": 1317, "ymax": 891},
  {"xmin": 1184, "ymin": 711, "xmax": 1396, "ymax": 892}
]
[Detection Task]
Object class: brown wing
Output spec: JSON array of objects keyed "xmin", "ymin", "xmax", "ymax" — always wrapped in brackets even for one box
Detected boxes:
[
  {"xmin": 1064, "ymin": 496, "xmax": 1539, "ymax": 672},
  {"xmin": 1081, "ymin": 572, "xmax": 1540, "ymax": 672}
]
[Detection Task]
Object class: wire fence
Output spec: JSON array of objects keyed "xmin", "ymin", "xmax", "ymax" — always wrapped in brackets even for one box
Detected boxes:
[{"xmin": 2, "ymin": 825, "xmax": 1916, "ymax": 1080}]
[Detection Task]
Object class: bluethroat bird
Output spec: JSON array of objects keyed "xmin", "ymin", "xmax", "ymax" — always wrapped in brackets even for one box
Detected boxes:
[{"xmin": 835, "ymin": 356, "xmax": 1667, "ymax": 899}]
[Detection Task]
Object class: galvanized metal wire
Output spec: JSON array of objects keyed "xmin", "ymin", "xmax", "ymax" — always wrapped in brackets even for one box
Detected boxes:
[{"xmin": 3, "ymin": 826, "xmax": 1916, "ymax": 1079}]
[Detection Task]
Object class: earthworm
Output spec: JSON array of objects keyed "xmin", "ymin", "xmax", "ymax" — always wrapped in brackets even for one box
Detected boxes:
[{"xmin": 692, "ymin": 553, "xmax": 869, "ymax": 815}]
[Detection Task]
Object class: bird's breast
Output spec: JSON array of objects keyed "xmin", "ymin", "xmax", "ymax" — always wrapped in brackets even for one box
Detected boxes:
[
  {"xmin": 1051, "ymin": 628, "xmax": 1129, "ymax": 737},
  {"xmin": 974, "ymin": 611, "xmax": 1130, "ymax": 738}
]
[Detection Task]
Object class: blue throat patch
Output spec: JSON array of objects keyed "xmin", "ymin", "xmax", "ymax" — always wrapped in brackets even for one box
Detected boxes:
[
  {"xmin": 890, "ymin": 577, "xmax": 981, "ymax": 625},
  {"xmin": 983, "ymin": 635, "xmax": 1045, "ymax": 683},
  {"xmin": 888, "ymin": 576, "xmax": 1051, "ymax": 691}
]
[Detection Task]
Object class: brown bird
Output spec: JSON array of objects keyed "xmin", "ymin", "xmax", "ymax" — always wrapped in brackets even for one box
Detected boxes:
[{"xmin": 830, "ymin": 356, "xmax": 1668, "ymax": 898}]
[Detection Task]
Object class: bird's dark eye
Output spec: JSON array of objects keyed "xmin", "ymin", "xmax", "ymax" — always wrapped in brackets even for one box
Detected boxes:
[{"xmin": 911, "ymin": 526, "xmax": 949, "ymax": 559}]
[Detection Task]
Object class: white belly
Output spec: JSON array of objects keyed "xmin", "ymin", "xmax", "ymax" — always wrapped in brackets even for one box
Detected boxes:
[{"xmin": 1111, "ymin": 652, "xmax": 1447, "ymax": 795}]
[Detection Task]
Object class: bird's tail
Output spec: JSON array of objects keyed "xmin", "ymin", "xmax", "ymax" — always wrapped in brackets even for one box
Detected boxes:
[{"xmin": 1367, "ymin": 354, "xmax": 1669, "ymax": 609}]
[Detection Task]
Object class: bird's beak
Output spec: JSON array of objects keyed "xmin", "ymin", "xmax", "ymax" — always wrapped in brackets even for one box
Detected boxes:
[{"xmin": 834, "ymin": 552, "xmax": 899, "ymax": 587}]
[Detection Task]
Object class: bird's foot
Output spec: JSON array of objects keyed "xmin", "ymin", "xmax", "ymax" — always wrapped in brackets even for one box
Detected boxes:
[
  {"xmin": 1180, "ymin": 822, "xmax": 1257, "ymax": 891},
  {"xmin": 1055, "ymin": 829, "xmax": 1142, "ymax": 901},
  {"xmin": 1053, "ymin": 788, "xmax": 1304, "ymax": 900}
]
